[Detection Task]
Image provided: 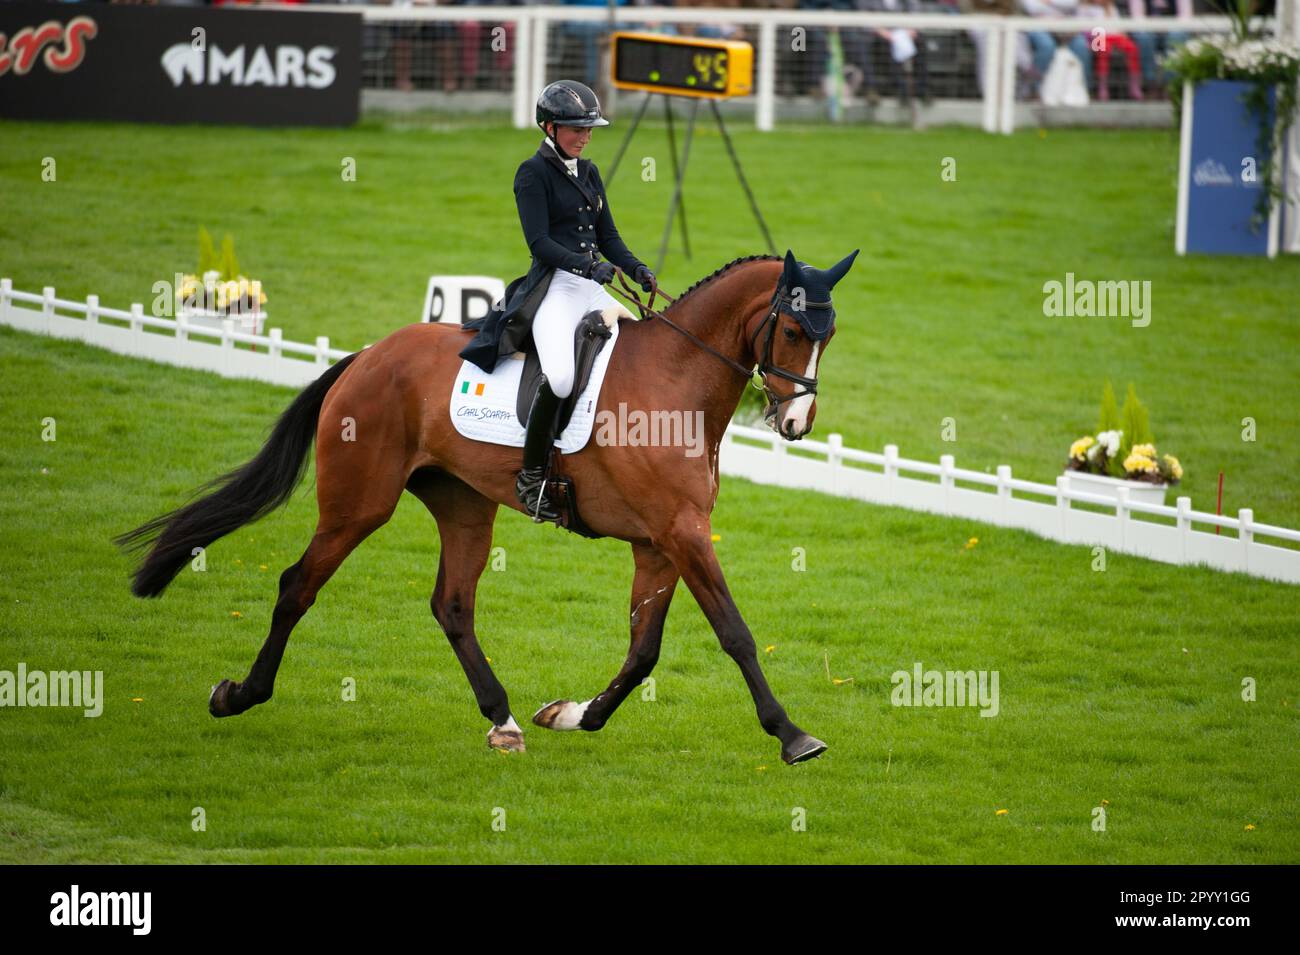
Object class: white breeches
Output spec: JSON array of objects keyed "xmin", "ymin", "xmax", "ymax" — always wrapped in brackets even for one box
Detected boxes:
[{"xmin": 531, "ymin": 268, "xmax": 627, "ymax": 399}]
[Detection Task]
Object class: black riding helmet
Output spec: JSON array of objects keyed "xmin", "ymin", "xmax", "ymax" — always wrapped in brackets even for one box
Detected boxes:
[{"xmin": 536, "ymin": 80, "xmax": 609, "ymax": 154}]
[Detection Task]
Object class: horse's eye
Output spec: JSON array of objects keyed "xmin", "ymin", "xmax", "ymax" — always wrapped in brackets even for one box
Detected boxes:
[{"xmin": 783, "ymin": 326, "xmax": 798, "ymax": 342}]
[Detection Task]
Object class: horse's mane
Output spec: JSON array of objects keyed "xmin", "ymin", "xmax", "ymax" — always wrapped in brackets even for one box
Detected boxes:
[{"xmin": 671, "ymin": 254, "xmax": 782, "ymax": 308}]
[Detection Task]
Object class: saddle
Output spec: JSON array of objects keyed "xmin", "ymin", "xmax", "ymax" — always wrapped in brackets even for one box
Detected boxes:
[{"xmin": 459, "ymin": 301, "xmax": 615, "ymax": 541}]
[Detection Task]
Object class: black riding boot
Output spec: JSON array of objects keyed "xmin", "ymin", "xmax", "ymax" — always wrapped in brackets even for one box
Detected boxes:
[{"xmin": 516, "ymin": 378, "xmax": 563, "ymax": 523}]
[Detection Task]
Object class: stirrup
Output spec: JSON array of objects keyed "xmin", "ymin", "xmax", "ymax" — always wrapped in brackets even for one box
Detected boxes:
[{"xmin": 516, "ymin": 464, "xmax": 561, "ymax": 523}]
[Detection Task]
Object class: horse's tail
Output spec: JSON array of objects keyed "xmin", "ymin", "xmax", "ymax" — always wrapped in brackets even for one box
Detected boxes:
[{"xmin": 113, "ymin": 352, "xmax": 361, "ymax": 598}]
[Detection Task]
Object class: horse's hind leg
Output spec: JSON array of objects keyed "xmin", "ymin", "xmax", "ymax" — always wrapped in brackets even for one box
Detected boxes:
[
  {"xmin": 533, "ymin": 541, "xmax": 678, "ymax": 733},
  {"xmin": 209, "ymin": 461, "xmax": 405, "ymax": 718},
  {"xmin": 406, "ymin": 470, "xmax": 523, "ymax": 752}
]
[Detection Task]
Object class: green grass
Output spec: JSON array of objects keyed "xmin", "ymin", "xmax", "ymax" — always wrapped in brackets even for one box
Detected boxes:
[
  {"xmin": 0, "ymin": 328, "xmax": 1296, "ymax": 863},
  {"xmin": 0, "ymin": 117, "xmax": 1297, "ymax": 863},
  {"xmin": 1, "ymin": 117, "xmax": 1297, "ymax": 529}
]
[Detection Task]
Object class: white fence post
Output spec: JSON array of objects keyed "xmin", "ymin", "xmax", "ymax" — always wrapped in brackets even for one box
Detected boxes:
[
  {"xmin": 529, "ymin": 15, "xmax": 547, "ymax": 114},
  {"xmin": 221, "ymin": 318, "xmax": 235, "ymax": 374},
  {"xmin": 940, "ymin": 453, "xmax": 955, "ymax": 515},
  {"xmin": 1056, "ymin": 475, "xmax": 1071, "ymax": 540},
  {"xmin": 1239, "ymin": 508, "xmax": 1254, "ymax": 572},
  {"xmin": 757, "ymin": 19, "xmax": 776, "ymax": 132},
  {"xmin": 884, "ymin": 444, "xmax": 899, "ymax": 503},
  {"xmin": 982, "ymin": 23, "xmax": 1001, "ymax": 133},
  {"xmin": 315, "ymin": 336, "xmax": 330, "ymax": 372},
  {"xmin": 512, "ymin": 13, "xmax": 533, "ymax": 130},
  {"xmin": 996, "ymin": 464, "xmax": 1012, "ymax": 524},
  {"xmin": 130, "ymin": 303, "xmax": 143, "ymax": 350},
  {"xmin": 828, "ymin": 432, "xmax": 843, "ymax": 495},
  {"xmin": 1176, "ymin": 495, "xmax": 1192, "ymax": 562},
  {"xmin": 42, "ymin": 286, "xmax": 55, "ymax": 334},
  {"xmin": 998, "ymin": 23, "xmax": 1016, "ymax": 135},
  {"xmin": 0, "ymin": 278, "xmax": 10, "ymax": 318},
  {"xmin": 1116, "ymin": 485, "xmax": 1130, "ymax": 550}
]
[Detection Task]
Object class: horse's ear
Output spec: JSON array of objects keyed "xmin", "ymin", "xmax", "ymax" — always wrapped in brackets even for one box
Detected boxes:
[
  {"xmin": 782, "ymin": 249, "xmax": 800, "ymax": 286},
  {"xmin": 825, "ymin": 249, "xmax": 860, "ymax": 288}
]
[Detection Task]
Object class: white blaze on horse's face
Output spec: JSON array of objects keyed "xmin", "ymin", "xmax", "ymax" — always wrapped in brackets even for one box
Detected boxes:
[{"xmin": 777, "ymin": 340, "xmax": 820, "ymax": 439}]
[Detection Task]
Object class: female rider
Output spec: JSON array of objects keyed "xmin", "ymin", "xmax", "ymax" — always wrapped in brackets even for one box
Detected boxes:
[{"xmin": 508, "ymin": 79, "xmax": 655, "ymax": 523}]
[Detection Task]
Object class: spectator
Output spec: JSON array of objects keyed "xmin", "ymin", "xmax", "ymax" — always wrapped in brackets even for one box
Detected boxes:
[
  {"xmin": 1071, "ymin": 0, "xmax": 1142, "ymax": 99},
  {"xmin": 560, "ymin": 0, "xmax": 631, "ymax": 91},
  {"xmin": 961, "ymin": 0, "xmax": 1034, "ymax": 99},
  {"xmin": 1130, "ymin": 0, "xmax": 1193, "ymax": 95},
  {"xmin": 1020, "ymin": 0, "xmax": 1079, "ymax": 95},
  {"xmin": 857, "ymin": 0, "xmax": 935, "ymax": 107}
]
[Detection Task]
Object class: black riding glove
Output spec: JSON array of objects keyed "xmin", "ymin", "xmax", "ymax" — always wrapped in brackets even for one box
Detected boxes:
[
  {"xmin": 587, "ymin": 260, "xmax": 616, "ymax": 285},
  {"xmin": 633, "ymin": 264, "xmax": 655, "ymax": 293}
]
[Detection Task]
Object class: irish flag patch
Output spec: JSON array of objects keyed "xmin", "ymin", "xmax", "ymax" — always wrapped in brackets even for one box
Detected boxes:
[{"xmin": 460, "ymin": 381, "xmax": 485, "ymax": 397}]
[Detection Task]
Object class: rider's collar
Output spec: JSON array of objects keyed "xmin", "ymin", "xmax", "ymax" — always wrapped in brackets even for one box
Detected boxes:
[{"xmin": 542, "ymin": 136, "xmax": 578, "ymax": 177}]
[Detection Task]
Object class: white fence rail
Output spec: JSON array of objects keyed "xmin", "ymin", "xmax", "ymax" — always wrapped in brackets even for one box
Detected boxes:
[
  {"xmin": 284, "ymin": 4, "xmax": 1253, "ymax": 133},
  {"xmin": 3, "ymin": 278, "xmax": 1296, "ymax": 585},
  {"xmin": 0, "ymin": 279, "xmax": 348, "ymax": 388},
  {"xmin": 720, "ymin": 425, "xmax": 1300, "ymax": 585}
]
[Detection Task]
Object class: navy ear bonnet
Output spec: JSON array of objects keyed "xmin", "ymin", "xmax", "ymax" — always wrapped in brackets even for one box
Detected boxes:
[{"xmin": 778, "ymin": 248, "xmax": 859, "ymax": 341}]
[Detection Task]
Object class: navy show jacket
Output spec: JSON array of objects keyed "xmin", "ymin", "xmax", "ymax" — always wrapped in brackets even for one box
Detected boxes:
[{"xmin": 458, "ymin": 140, "xmax": 646, "ymax": 373}]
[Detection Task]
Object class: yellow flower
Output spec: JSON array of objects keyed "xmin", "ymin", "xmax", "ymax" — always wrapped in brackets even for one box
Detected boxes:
[
  {"xmin": 1131, "ymin": 443, "xmax": 1157, "ymax": 459},
  {"xmin": 1124, "ymin": 452, "xmax": 1158, "ymax": 474},
  {"xmin": 1163, "ymin": 454, "xmax": 1183, "ymax": 480},
  {"xmin": 965, "ymin": 537, "xmax": 978, "ymax": 549},
  {"xmin": 1244, "ymin": 823, "xmax": 1256, "ymax": 831},
  {"xmin": 995, "ymin": 808, "xmax": 1009, "ymax": 816},
  {"xmin": 1069, "ymin": 436, "xmax": 1095, "ymax": 460}
]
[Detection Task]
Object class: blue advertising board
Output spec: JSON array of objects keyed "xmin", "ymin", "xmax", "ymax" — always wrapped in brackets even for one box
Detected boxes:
[{"xmin": 1176, "ymin": 80, "xmax": 1279, "ymax": 257}]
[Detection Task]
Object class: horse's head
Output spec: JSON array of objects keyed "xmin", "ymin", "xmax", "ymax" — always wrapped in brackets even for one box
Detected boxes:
[{"xmin": 748, "ymin": 248, "xmax": 859, "ymax": 440}]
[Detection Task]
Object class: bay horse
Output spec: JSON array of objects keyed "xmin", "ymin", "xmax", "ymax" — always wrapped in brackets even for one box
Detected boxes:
[{"xmin": 114, "ymin": 249, "xmax": 859, "ymax": 765}]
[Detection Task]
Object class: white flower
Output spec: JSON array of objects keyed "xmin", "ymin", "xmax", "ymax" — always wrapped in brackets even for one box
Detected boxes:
[{"xmin": 1096, "ymin": 430, "xmax": 1122, "ymax": 458}]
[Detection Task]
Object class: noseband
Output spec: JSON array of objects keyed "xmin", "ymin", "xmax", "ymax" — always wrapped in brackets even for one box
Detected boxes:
[
  {"xmin": 610, "ymin": 270, "xmax": 827, "ymax": 425},
  {"xmin": 747, "ymin": 279, "xmax": 829, "ymax": 423}
]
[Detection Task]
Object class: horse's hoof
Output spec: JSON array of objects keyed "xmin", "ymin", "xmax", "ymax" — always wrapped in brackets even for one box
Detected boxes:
[
  {"xmin": 208, "ymin": 679, "xmax": 237, "ymax": 718},
  {"xmin": 487, "ymin": 726, "xmax": 526, "ymax": 753},
  {"xmin": 532, "ymin": 699, "xmax": 587, "ymax": 730},
  {"xmin": 782, "ymin": 733, "xmax": 828, "ymax": 765}
]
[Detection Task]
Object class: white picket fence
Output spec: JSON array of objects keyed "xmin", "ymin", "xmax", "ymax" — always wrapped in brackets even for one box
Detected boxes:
[
  {"xmin": 3, "ymin": 278, "xmax": 1297, "ymax": 585},
  {"xmin": 0, "ymin": 280, "xmax": 348, "ymax": 388}
]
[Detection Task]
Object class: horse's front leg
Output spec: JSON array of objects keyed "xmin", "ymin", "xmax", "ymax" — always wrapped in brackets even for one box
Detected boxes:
[
  {"xmin": 533, "ymin": 541, "xmax": 678, "ymax": 732},
  {"xmin": 658, "ymin": 508, "xmax": 827, "ymax": 765}
]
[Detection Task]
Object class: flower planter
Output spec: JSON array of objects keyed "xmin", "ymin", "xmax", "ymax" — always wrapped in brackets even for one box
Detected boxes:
[
  {"xmin": 1063, "ymin": 470, "xmax": 1169, "ymax": 507},
  {"xmin": 1176, "ymin": 79, "xmax": 1282, "ymax": 257},
  {"xmin": 178, "ymin": 306, "xmax": 266, "ymax": 338}
]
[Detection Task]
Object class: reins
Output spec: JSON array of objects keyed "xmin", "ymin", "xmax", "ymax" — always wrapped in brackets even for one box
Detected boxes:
[{"xmin": 607, "ymin": 267, "xmax": 820, "ymax": 421}]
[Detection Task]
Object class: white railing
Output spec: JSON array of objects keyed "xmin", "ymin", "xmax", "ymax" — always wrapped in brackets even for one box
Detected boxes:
[
  {"xmin": 0, "ymin": 279, "xmax": 348, "ymax": 388},
  {"xmin": 720, "ymin": 424, "xmax": 1300, "ymax": 585},
  {"xmin": 3, "ymin": 277, "xmax": 1296, "ymax": 585},
  {"xmin": 277, "ymin": 3, "xmax": 1252, "ymax": 133}
]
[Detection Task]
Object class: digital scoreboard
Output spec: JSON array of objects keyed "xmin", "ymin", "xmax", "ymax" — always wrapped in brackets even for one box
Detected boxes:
[{"xmin": 611, "ymin": 31, "xmax": 753, "ymax": 99}]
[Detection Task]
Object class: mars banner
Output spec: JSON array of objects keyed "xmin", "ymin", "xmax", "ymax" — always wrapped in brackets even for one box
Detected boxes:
[{"xmin": 0, "ymin": 2, "xmax": 360, "ymax": 126}]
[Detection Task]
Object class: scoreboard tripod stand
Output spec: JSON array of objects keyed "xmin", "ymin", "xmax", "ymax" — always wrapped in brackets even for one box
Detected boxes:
[{"xmin": 603, "ymin": 32, "xmax": 777, "ymax": 274}]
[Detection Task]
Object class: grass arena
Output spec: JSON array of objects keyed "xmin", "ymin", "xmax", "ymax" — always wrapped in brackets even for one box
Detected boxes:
[{"xmin": 2, "ymin": 108, "xmax": 1299, "ymax": 864}]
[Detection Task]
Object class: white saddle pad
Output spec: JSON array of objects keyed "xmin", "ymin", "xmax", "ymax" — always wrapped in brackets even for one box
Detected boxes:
[{"xmin": 450, "ymin": 319, "xmax": 619, "ymax": 454}]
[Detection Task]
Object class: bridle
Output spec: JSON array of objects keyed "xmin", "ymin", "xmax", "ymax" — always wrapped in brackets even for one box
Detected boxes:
[{"xmin": 609, "ymin": 268, "xmax": 826, "ymax": 425}]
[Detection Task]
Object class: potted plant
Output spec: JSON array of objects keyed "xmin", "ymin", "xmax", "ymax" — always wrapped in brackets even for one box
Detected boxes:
[
  {"xmin": 1164, "ymin": 1, "xmax": 1300, "ymax": 254},
  {"xmin": 1064, "ymin": 382, "xmax": 1183, "ymax": 506},
  {"xmin": 176, "ymin": 228, "xmax": 268, "ymax": 334}
]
